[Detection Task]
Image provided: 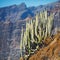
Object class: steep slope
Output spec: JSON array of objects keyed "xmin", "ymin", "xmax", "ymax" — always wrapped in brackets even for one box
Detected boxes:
[{"xmin": 28, "ymin": 32, "xmax": 60, "ymax": 60}]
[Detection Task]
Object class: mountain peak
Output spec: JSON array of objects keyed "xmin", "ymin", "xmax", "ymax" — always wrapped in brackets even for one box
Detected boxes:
[
  {"xmin": 58, "ymin": 0, "xmax": 60, "ymax": 2},
  {"xmin": 18, "ymin": 3, "xmax": 27, "ymax": 8}
]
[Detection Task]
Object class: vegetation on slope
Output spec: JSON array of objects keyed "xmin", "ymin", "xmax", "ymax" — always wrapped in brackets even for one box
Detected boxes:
[
  {"xmin": 29, "ymin": 32, "xmax": 60, "ymax": 60},
  {"xmin": 20, "ymin": 10, "xmax": 54, "ymax": 60}
]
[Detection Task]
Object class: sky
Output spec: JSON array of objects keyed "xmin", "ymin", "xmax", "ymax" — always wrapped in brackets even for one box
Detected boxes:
[{"xmin": 0, "ymin": 0, "xmax": 58, "ymax": 8}]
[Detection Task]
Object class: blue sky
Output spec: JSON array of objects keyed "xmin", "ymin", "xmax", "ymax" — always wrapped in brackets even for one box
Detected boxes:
[{"xmin": 0, "ymin": 0, "xmax": 58, "ymax": 8}]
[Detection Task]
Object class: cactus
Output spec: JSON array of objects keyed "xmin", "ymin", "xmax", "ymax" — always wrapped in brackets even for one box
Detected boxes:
[
  {"xmin": 35, "ymin": 14, "xmax": 39, "ymax": 36},
  {"xmin": 20, "ymin": 10, "xmax": 54, "ymax": 58},
  {"xmin": 20, "ymin": 27, "xmax": 24, "ymax": 57},
  {"xmin": 47, "ymin": 14, "xmax": 54, "ymax": 36},
  {"xmin": 30, "ymin": 20, "xmax": 34, "ymax": 42},
  {"xmin": 26, "ymin": 22, "xmax": 31, "ymax": 55}
]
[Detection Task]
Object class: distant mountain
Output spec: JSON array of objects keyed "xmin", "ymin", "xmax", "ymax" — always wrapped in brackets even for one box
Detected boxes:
[
  {"xmin": 0, "ymin": 3, "xmax": 34, "ymax": 22},
  {"xmin": 0, "ymin": 1, "xmax": 60, "ymax": 22},
  {"xmin": 0, "ymin": 3, "xmax": 45, "ymax": 21},
  {"xmin": 0, "ymin": 1, "xmax": 60, "ymax": 60}
]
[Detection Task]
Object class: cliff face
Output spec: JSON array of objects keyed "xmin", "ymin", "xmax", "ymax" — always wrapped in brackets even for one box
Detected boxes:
[
  {"xmin": 0, "ymin": 20, "xmax": 26, "ymax": 60},
  {"xmin": 0, "ymin": 1, "xmax": 60, "ymax": 60}
]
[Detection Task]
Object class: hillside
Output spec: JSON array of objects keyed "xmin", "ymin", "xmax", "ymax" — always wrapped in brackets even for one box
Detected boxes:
[
  {"xmin": 20, "ymin": 32, "xmax": 60, "ymax": 60},
  {"xmin": 0, "ymin": 1, "xmax": 60, "ymax": 60},
  {"xmin": 29, "ymin": 32, "xmax": 60, "ymax": 60}
]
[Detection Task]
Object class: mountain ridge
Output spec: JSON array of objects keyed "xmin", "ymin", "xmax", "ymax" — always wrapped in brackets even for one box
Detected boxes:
[{"xmin": 0, "ymin": 1, "xmax": 60, "ymax": 22}]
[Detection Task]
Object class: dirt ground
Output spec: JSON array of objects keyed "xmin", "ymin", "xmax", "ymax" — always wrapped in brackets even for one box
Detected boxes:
[
  {"xmin": 29, "ymin": 32, "xmax": 60, "ymax": 60},
  {"xmin": 20, "ymin": 32, "xmax": 60, "ymax": 60}
]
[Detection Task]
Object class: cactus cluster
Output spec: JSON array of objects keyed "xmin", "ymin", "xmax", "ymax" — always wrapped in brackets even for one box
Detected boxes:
[{"xmin": 20, "ymin": 11, "xmax": 54, "ymax": 58}]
